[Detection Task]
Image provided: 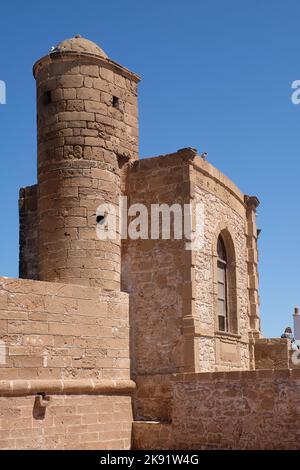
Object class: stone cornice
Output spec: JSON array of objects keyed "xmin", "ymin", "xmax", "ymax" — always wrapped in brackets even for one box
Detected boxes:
[
  {"xmin": 244, "ymin": 195, "xmax": 260, "ymax": 209},
  {"xmin": 191, "ymin": 157, "xmax": 245, "ymax": 207},
  {"xmin": 172, "ymin": 368, "xmax": 299, "ymax": 382},
  {"xmin": 33, "ymin": 52, "xmax": 141, "ymax": 83},
  {"xmin": 0, "ymin": 379, "xmax": 136, "ymax": 397}
]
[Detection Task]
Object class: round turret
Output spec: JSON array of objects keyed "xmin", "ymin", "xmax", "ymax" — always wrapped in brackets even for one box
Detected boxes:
[{"xmin": 33, "ymin": 35, "xmax": 140, "ymax": 288}]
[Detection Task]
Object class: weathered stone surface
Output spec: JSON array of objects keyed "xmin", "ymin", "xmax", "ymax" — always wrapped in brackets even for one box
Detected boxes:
[
  {"xmin": 254, "ymin": 338, "xmax": 290, "ymax": 369},
  {"xmin": 9, "ymin": 33, "xmax": 289, "ymax": 452},
  {"xmin": 0, "ymin": 394, "xmax": 132, "ymax": 450},
  {"xmin": 122, "ymin": 151, "xmax": 254, "ymax": 376},
  {"xmin": 32, "ymin": 42, "xmax": 139, "ymax": 288},
  {"xmin": 0, "ymin": 277, "xmax": 129, "ymax": 381},
  {"xmin": 134, "ymin": 371, "xmax": 300, "ymax": 450},
  {"xmin": 19, "ymin": 185, "xmax": 38, "ymax": 280}
]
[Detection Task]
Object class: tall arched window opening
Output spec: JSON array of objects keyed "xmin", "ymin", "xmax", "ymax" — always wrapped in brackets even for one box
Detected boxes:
[{"xmin": 217, "ymin": 236, "xmax": 229, "ymax": 332}]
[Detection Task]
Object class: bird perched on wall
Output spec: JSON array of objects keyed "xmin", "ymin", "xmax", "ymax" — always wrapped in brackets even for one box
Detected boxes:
[{"xmin": 200, "ymin": 152, "xmax": 207, "ymax": 160}]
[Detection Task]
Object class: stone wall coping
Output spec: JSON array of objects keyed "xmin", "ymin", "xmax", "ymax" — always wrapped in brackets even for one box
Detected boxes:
[
  {"xmin": 33, "ymin": 52, "xmax": 140, "ymax": 82},
  {"xmin": 255, "ymin": 338, "xmax": 289, "ymax": 344},
  {"xmin": 136, "ymin": 369, "xmax": 300, "ymax": 383},
  {"xmin": 135, "ymin": 149, "xmax": 245, "ymax": 207},
  {"xmin": 172, "ymin": 368, "xmax": 300, "ymax": 382},
  {"xmin": 0, "ymin": 379, "xmax": 136, "ymax": 397},
  {"xmin": 133, "ymin": 421, "xmax": 162, "ymax": 425},
  {"xmin": 0, "ymin": 276, "xmax": 129, "ymax": 301},
  {"xmin": 191, "ymin": 157, "xmax": 245, "ymax": 206}
]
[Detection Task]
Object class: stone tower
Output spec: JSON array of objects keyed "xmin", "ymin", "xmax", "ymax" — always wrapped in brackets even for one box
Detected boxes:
[
  {"xmin": 32, "ymin": 35, "xmax": 139, "ymax": 288},
  {"xmin": 4, "ymin": 35, "xmax": 300, "ymax": 452}
]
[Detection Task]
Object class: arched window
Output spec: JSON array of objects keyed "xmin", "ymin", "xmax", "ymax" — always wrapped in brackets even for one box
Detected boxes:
[{"xmin": 217, "ymin": 236, "xmax": 229, "ymax": 332}]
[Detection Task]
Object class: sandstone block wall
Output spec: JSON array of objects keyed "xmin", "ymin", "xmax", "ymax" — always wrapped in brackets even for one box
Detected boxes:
[
  {"xmin": 133, "ymin": 421, "xmax": 172, "ymax": 450},
  {"xmin": 171, "ymin": 370, "xmax": 300, "ymax": 449},
  {"xmin": 19, "ymin": 185, "xmax": 38, "ymax": 280},
  {"xmin": 123, "ymin": 151, "xmax": 255, "ymax": 377},
  {"xmin": 133, "ymin": 369, "xmax": 300, "ymax": 450},
  {"xmin": 254, "ymin": 338, "xmax": 289, "ymax": 369},
  {"xmin": 122, "ymin": 150, "xmax": 193, "ymax": 376},
  {"xmin": 0, "ymin": 393, "xmax": 132, "ymax": 450},
  {"xmin": 192, "ymin": 159, "xmax": 250, "ymax": 371},
  {"xmin": 0, "ymin": 277, "xmax": 130, "ymax": 380},
  {"xmin": 0, "ymin": 276, "xmax": 134, "ymax": 450},
  {"xmin": 134, "ymin": 374, "xmax": 173, "ymax": 422}
]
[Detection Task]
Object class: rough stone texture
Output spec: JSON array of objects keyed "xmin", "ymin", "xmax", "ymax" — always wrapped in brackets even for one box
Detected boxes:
[
  {"xmin": 0, "ymin": 277, "xmax": 129, "ymax": 380},
  {"xmin": 12, "ymin": 35, "xmax": 138, "ymax": 451},
  {"xmin": 0, "ymin": 394, "xmax": 132, "ymax": 450},
  {"xmin": 254, "ymin": 338, "xmax": 289, "ymax": 369},
  {"xmin": 5, "ymin": 35, "xmax": 290, "ymax": 451},
  {"xmin": 245, "ymin": 196, "xmax": 260, "ymax": 334},
  {"xmin": 19, "ymin": 185, "xmax": 38, "ymax": 280},
  {"xmin": 135, "ymin": 374, "xmax": 173, "ymax": 422},
  {"xmin": 132, "ymin": 422, "xmax": 172, "ymax": 450},
  {"xmin": 32, "ymin": 45, "xmax": 139, "ymax": 289},
  {"xmin": 122, "ymin": 151, "xmax": 192, "ymax": 376},
  {"xmin": 192, "ymin": 160, "xmax": 251, "ymax": 372},
  {"xmin": 133, "ymin": 370, "xmax": 300, "ymax": 450},
  {"xmin": 122, "ymin": 151, "xmax": 257, "ymax": 377},
  {"xmin": 0, "ymin": 274, "xmax": 134, "ymax": 450}
]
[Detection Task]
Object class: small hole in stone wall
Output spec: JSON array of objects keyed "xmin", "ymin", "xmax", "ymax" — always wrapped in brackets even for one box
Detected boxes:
[
  {"xmin": 112, "ymin": 96, "xmax": 119, "ymax": 109},
  {"xmin": 33, "ymin": 393, "xmax": 50, "ymax": 420},
  {"xmin": 44, "ymin": 90, "xmax": 52, "ymax": 105},
  {"xmin": 97, "ymin": 214, "xmax": 105, "ymax": 224}
]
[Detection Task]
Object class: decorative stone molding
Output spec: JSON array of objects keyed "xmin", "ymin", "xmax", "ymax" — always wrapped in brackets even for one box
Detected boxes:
[
  {"xmin": 244, "ymin": 195, "xmax": 260, "ymax": 210},
  {"xmin": 176, "ymin": 147, "xmax": 198, "ymax": 162},
  {"xmin": 191, "ymin": 158, "xmax": 245, "ymax": 208},
  {"xmin": 172, "ymin": 368, "xmax": 297, "ymax": 382},
  {"xmin": 0, "ymin": 379, "xmax": 136, "ymax": 397},
  {"xmin": 33, "ymin": 52, "xmax": 141, "ymax": 83},
  {"xmin": 212, "ymin": 222, "xmax": 240, "ymax": 337},
  {"xmin": 244, "ymin": 194, "xmax": 261, "ymax": 335}
]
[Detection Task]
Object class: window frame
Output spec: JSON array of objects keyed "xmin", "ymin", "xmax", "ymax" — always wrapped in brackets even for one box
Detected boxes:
[
  {"xmin": 213, "ymin": 229, "xmax": 239, "ymax": 336},
  {"xmin": 217, "ymin": 237, "xmax": 229, "ymax": 332}
]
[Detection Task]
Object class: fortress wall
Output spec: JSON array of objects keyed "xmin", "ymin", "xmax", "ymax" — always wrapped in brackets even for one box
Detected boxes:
[
  {"xmin": 19, "ymin": 185, "xmax": 38, "ymax": 280},
  {"xmin": 0, "ymin": 392, "xmax": 132, "ymax": 450},
  {"xmin": 135, "ymin": 374, "xmax": 173, "ymax": 422},
  {"xmin": 0, "ymin": 276, "xmax": 134, "ymax": 449},
  {"xmin": 122, "ymin": 151, "xmax": 193, "ymax": 376},
  {"xmin": 122, "ymin": 150, "xmax": 254, "ymax": 380},
  {"xmin": 133, "ymin": 369, "xmax": 300, "ymax": 450},
  {"xmin": 0, "ymin": 277, "xmax": 130, "ymax": 380},
  {"xmin": 254, "ymin": 338, "xmax": 289, "ymax": 369},
  {"xmin": 192, "ymin": 160, "xmax": 250, "ymax": 371},
  {"xmin": 132, "ymin": 421, "xmax": 173, "ymax": 450},
  {"xmin": 171, "ymin": 370, "xmax": 300, "ymax": 449}
]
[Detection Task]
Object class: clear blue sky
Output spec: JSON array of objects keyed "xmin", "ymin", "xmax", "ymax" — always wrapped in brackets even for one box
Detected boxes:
[{"xmin": 0, "ymin": 0, "xmax": 299, "ymax": 338}]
